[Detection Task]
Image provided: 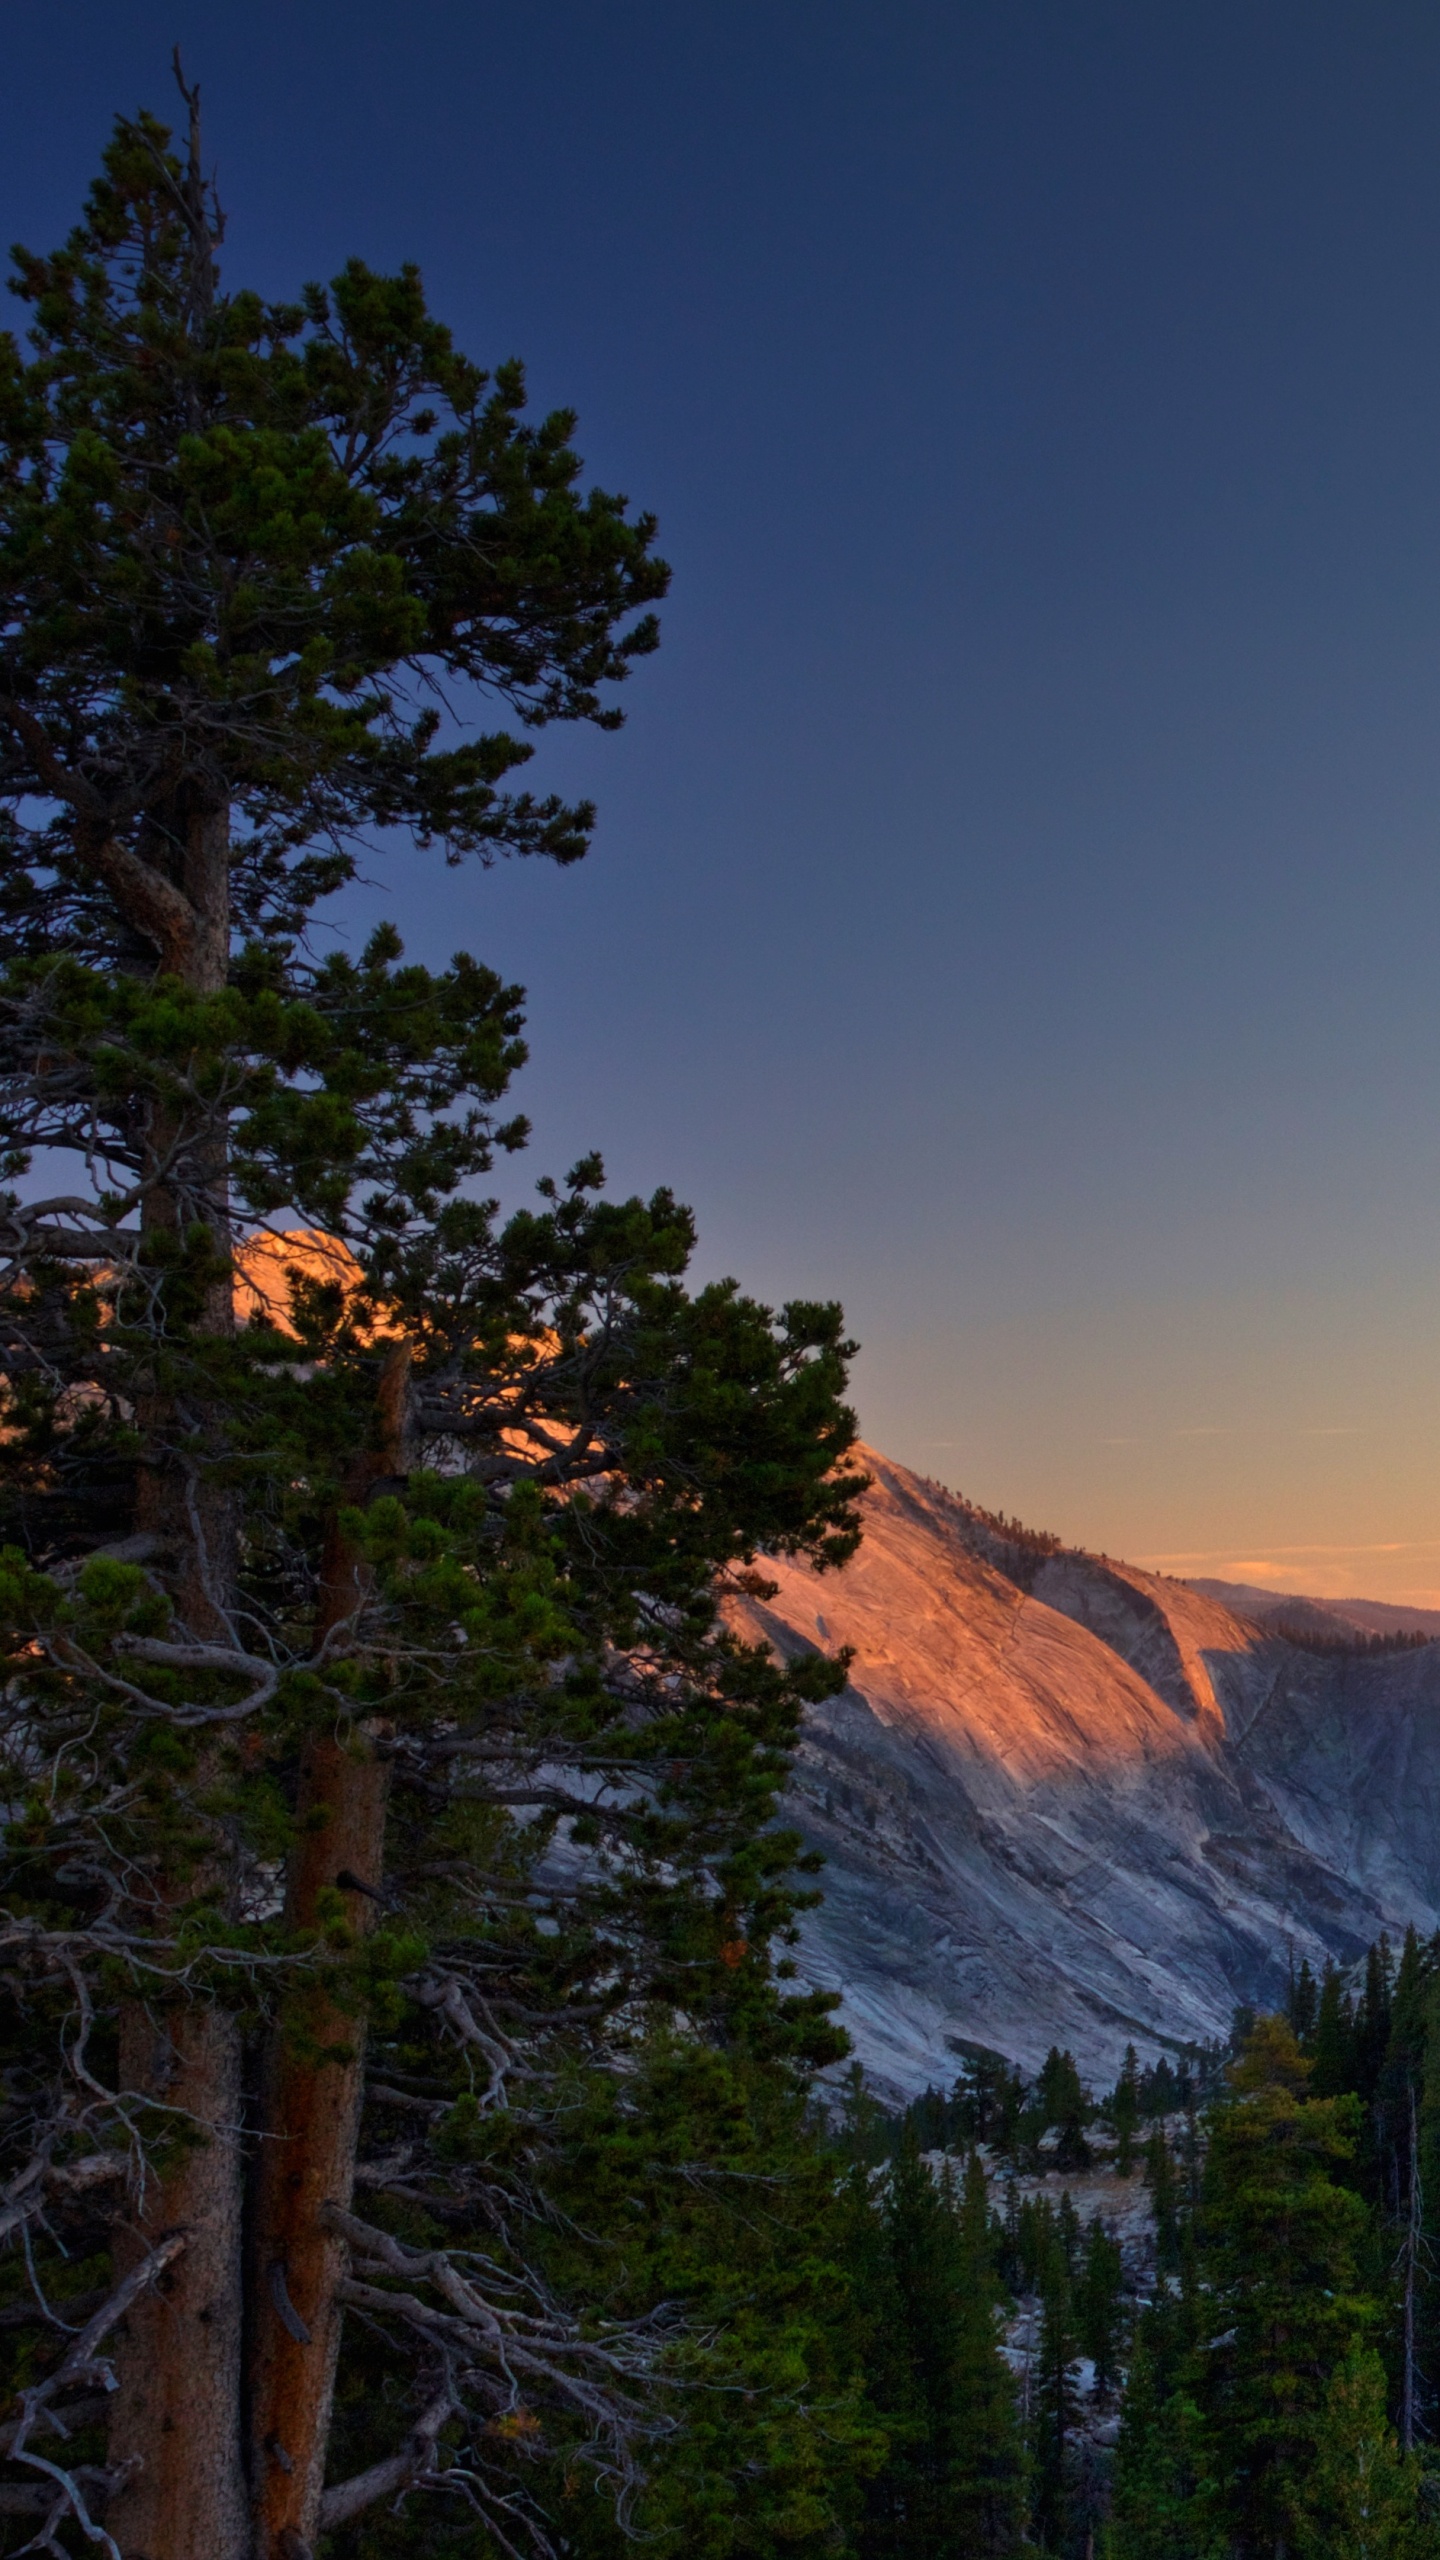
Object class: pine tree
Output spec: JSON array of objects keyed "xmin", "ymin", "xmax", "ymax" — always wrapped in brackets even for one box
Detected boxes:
[
  {"xmin": 1030, "ymin": 2223, "xmax": 1080, "ymax": 2552},
  {"xmin": 1356, "ymin": 1937, "xmax": 1398, "ymax": 2103},
  {"xmin": 0, "ymin": 84, "xmax": 870, "ymax": 2558},
  {"xmin": 1375, "ymin": 1927, "xmax": 1434, "ymax": 2449},
  {"xmin": 1311, "ymin": 1959, "xmax": 1359, "ymax": 2097},
  {"xmin": 1077, "ymin": 2215, "xmax": 1126, "ymax": 2395},
  {"xmin": 853, "ymin": 2127, "xmax": 1025, "ymax": 2560},
  {"xmin": 1108, "ymin": 2275, "xmax": 1204, "ymax": 2560},
  {"xmin": 1112, "ymin": 2042, "xmax": 1141, "ymax": 2176},
  {"xmin": 1188, "ymin": 2015, "xmax": 1372, "ymax": 2558},
  {"xmin": 1288, "ymin": 1955, "xmax": 1319, "ymax": 2047},
  {"xmin": 1293, "ymin": 2347, "xmax": 1424, "ymax": 2560},
  {"xmin": 547, "ymin": 2052, "xmax": 880, "ymax": 2560},
  {"xmin": 959, "ymin": 2142, "xmax": 1002, "ymax": 2284},
  {"xmin": 1038, "ymin": 2046, "xmax": 1092, "ymax": 2170}
]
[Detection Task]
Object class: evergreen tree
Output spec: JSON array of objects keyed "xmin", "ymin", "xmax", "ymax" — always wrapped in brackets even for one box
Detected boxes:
[
  {"xmin": 1414, "ymin": 1959, "xmax": 1440, "ymax": 2452},
  {"xmin": 1107, "ymin": 2275, "xmax": 1204, "ymax": 2560},
  {"xmin": 954, "ymin": 2049, "xmax": 1027, "ymax": 2149},
  {"xmin": 1038, "ymin": 2046, "xmax": 1092, "ymax": 2170},
  {"xmin": 853, "ymin": 2128, "xmax": 1025, "ymax": 2560},
  {"xmin": 1356, "ymin": 1937, "xmax": 1398, "ymax": 2103},
  {"xmin": 1112, "ymin": 2042, "xmax": 1141, "ymax": 2176},
  {"xmin": 1288, "ymin": 1955, "xmax": 1319, "ymax": 2047},
  {"xmin": 1078, "ymin": 2215, "xmax": 1126, "ymax": 2395},
  {"xmin": 1311, "ymin": 1959, "xmax": 1359, "ymax": 2097},
  {"xmin": 1030, "ymin": 2223, "xmax": 1080, "ymax": 2552},
  {"xmin": 1293, "ymin": 2347, "xmax": 1424, "ymax": 2560},
  {"xmin": 959, "ymin": 2142, "xmax": 1002, "ymax": 2284},
  {"xmin": 0, "ymin": 87, "xmax": 870, "ymax": 2558},
  {"xmin": 837, "ymin": 2061, "xmax": 901, "ymax": 2167},
  {"xmin": 1374, "ymin": 1927, "xmax": 1433, "ymax": 2450},
  {"xmin": 1188, "ymin": 2016, "xmax": 1371, "ymax": 2557},
  {"xmin": 548, "ymin": 2054, "xmax": 879, "ymax": 2560}
]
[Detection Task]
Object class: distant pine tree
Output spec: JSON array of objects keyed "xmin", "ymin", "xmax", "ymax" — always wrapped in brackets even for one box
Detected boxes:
[
  {"xmin": 959, "ymin": 2144, "xmax": 1001, "ymax": 2283},
  {"xmin": 1039, "ymin": 2046, "xmax": 1093, "ymax": 2169},
  {"xmin": 1288, "ymin": 1954, "xmax": 1320, "ymax": 2047},
  {"xmin": 1030, "ymin": 2224, "xmax": 1081, "ymax": 2552},
  {"xmin": 1108, "ymin": 2275, "xmax": 1205, "ymax": 2560},
  {"xmin": 954, "ymin": 2050, "xmax": 1028, "ymax": 2148},
  {"xmin": 1355, "ymin": 1936, "xmax": 1397, "ymax": 2102},
  {"xmin": 1077, "ymin": 2215, "xmax": 1127, "ymax": 2395},
  {"xmin": 1370, "ymin": 1926, "xmax": 1434, "ymax": 2450},
  {"xmin": 1311, "ymin": 1958, "xmax": 1360, "ymax": 2097},
  {"xmin": 1293, "ymin": 2347, "xmax": 1423, "ymax": 2560},
  {"xmin": 1188, "ymin": 2016, "xmax": 1372, "ymax": 2557},
  {"xmin": 852, "ymin": 2127, "xmax": 1025, "ymax": 2560}
]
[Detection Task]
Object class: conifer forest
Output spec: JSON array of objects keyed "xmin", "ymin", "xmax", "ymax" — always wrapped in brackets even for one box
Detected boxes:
[{"xmin": 2, "ymin": 76, "xmax": 1440, "ymax": 2560}]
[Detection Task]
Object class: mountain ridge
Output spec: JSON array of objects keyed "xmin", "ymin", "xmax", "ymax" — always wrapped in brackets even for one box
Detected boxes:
[
  {"xmin": 727, "ymin": 1448, "xmax": 1440, "ymax": 2099},
  {"xmin": 1185, "ymin": 1575, "xmax": 1440, "ymax": 1641}
]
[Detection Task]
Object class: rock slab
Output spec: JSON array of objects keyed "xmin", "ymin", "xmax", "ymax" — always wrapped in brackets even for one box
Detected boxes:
[{"xmin": 730, "ymin": 1449, "xmax": 1440, "ymax": 2099}]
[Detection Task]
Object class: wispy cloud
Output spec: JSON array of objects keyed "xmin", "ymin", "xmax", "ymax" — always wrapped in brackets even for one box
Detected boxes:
[
  {"xmin": 1134, "ymin": 1535, "xmax": 1440, "ymax": 1607},
  {"xmin": 1140, "ymin": 1539, "xmax": 1440, "ymax": 1563}
]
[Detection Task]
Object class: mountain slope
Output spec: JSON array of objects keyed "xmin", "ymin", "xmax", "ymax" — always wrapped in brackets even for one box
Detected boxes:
[
  {"xmin": 729, "ymin": 1449, "xmax": 1440, "ymax": 2097},
  {"xmin": 1186, "ymin": 1577, "xmax": 1440, "ymax": 1640}
]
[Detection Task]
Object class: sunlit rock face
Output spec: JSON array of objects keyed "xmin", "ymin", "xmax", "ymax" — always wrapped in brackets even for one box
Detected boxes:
[{"xmin": 729, "ymin": 1449, "xmax": 1440, "ymax": 2102}]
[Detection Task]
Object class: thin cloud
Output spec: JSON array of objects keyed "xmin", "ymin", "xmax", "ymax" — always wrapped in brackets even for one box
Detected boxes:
[{"xmin": 1139, "ymin": 1539, "xmax": 1440, "ymax": 1565}]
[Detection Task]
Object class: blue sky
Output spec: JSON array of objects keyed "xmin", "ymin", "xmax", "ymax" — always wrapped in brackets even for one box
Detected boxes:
[{"xmin": 8, "ymin": 2, "xmax": 1440, "ymax": 1594}]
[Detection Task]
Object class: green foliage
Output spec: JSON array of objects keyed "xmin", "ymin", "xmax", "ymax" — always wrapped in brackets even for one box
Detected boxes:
[
  {"xmin": 1031, "ymin": 2225, "xmax": 1080, "ymax": 2552},
  {"xmin": 1077, "ymin": 2216, "xmax": 1126, "ymax": 2394},
  {"xmin": 848, "ymin": 2129, "xmax": 1024, "ymax": 2560},
  {"xmin": 0, "ymin": 91, "xmax": 880, "ymax": 2558},
  {"xmin": 1294, "ymin": 2348, "xmax": 1425, "ymax": 2560},
  {"xmin": 0, "ymin": 104, "xmax": 668, "ymax": 951},
  {"xmin": 1107, "ymin": 2275, "xmax": 1205, "ymax": 2560},
  {"xmin": 1187, "ymin": 2017, "xmax": 1371, "ymax": 2554}
]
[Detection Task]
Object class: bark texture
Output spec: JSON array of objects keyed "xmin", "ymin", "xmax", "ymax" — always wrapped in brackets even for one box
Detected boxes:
[
  {"xmin": 107, "ymin": 2003, "xmax": 249, "ymax": 2560},
  {"xmin": 247, "ymin": 1736, "xmax": 391, "ymax": 2557},
  {"xmin": 247, "ymin": 1345, "xmax": 409, "ymax": 2555},
  {"xmin": 110, "ymin": 795, "xmax": 251, "ymax": 2555}
]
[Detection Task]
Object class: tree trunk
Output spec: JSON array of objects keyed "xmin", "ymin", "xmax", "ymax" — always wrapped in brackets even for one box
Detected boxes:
[
  {"xmin": 106, "ymin": 2004, "xmax": 249, "ymax": 2560},
  {"xmin": 247, "ymin": 1735, "xmax": 391, "ymax": 2559},
  {"xmin": 247, "ymin": 1345, "xmax": 409, "ymax": 2558},
  {"xmin": 110, "ymin": 796, "xmax": 251, "ymax": 2560}
]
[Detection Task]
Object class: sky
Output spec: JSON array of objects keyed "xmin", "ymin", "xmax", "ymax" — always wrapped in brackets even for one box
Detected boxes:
[{"xmin": 5, "ymin": 2, "xmax": 1440, "ymax": 1599}]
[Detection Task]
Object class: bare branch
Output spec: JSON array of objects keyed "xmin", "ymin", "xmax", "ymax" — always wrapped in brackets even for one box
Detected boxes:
[{"xmin": 317, "ymin": 2386, "xmax": 454, "ymax": 2531}]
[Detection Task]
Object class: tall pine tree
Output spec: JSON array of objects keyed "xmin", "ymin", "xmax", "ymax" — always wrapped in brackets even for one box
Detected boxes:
[
  {"xmin": 851, "ymin": 2128, "xmax": 1024, "ymax": 2560},
  {"xmin": 1187, "ymin": 2016, "xmax": 1371, "ymax": 2558},
  {"xmin": 0, "ymin": 82, "xmax": 869, "ymax": 2560}
]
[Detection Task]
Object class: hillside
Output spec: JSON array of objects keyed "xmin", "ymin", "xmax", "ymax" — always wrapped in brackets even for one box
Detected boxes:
[
  {"xmin": 729, "ymin": 1448, "xmax": 1440, "ymax": 2098},
  {"xmin": 1186, "ymin": 1575, "xmax": 1440, "ymax": 1640}
]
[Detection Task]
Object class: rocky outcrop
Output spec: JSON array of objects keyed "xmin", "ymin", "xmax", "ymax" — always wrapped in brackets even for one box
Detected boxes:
[{"xmin": 730, "ymin": 1450, "xmax": 1440, "ymax": 2100}]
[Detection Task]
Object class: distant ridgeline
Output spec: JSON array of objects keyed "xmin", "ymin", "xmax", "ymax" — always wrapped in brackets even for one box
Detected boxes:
[
  {"xmin": 830, "ymin": 1922, "xmax": 1440, "ymax": 2557},
  {"xmin": 1265, "ymin": 1618, "xmax": 1437, "ymax": 1656}
]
